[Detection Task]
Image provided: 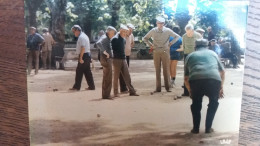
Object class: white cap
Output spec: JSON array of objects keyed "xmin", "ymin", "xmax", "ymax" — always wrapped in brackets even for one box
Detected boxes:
[
  {"xmin": 196, "ymin": 28, "xmax": 205, "ymax": 33},
  {"xmin": 106, "ymin": 26, "xmax": 117, "ymax": 33},
  {"xmin": 120, "ymin": 24, "xmax": 129, "ymax": 30},
  {"xmin": 71, "ymin": 25, "xmax": 82, "ymax": 31},
  {"xmin": 156, "ymin": 16, "xmax": 165, "ymax": 23},
  {"xmin": 127, "ymin": 23, "xmax": 135, "ymax": 30}
]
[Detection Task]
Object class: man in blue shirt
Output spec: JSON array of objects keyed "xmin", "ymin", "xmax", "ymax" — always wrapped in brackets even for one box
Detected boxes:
[{"xmin": 27, "ymin": 27, "xmax": 44, "ymax": 75}]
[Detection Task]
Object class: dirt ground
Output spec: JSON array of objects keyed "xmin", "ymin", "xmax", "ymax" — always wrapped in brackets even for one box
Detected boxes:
[{"xmin": 28, "ymin": 60, "xmax": 244, "ymax": 146}]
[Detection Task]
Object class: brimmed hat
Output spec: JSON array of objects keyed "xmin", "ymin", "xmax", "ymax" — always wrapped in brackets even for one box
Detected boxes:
[
  {"xmin": 195, "ymin": 39, "xmax": 208, "ymax": 47},
  {"xmin": 156, "ymin": 16, "xmax": 165, "ymax": 23},
  {"xmin": 71, "ymin": 25, "xmax": 82, "ymax": 31},
  {"xmin": 127, "ymin": 23, "xmax": 135, "ymax": 30},
  {"xmin": 120, "ymin": 24, "xmax": 129, "ymax": 31},
  {"xmin": 106, "ymin": 26, "xmax": 117, "ymax": 33},
  {"xmin": 42, "ymin": 28, "xmax": 49, "ymax": 33},
  {"xmin": 196, "ymin": 28, "xmax": 205, "ymax": 33},
  {"xmin": 210, "ymin": 39, "xmax": 217, "ymax": 42},
  {"xmin": 30, "ymin": 27, "xmax": 36, "ymax": 30}
]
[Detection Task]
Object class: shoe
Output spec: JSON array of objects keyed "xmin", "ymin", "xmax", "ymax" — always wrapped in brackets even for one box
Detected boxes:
[
  {"xmin": 114, "ymin": 94, "xmax": 120, "ymax": 97},
  {"xmin": 191, "ymin": 129, "xmax": 199, "ymax": 134},
  {"xmin": 153, "ymin": 90, "xmax": 161, "ymax": 93},
  {"xmin": 69, "ymin": 88, "xmax": 79, "ymax": 91},
  {"xmin": 182, "ymin": 93, "xmax": 189, "ymax": 97},
  {"xmin": 205, "ymin": 128, "xmax": 214, "ymax": 134},
  {"xmin": 120, "ymin": 90, "xmax": 129, "ymax": 94},
  {"xmin": 130, "ymin": 93, "xmax": 139, "ymax": 96},
  {"xmin": 171, "ymin": 79, "xmax": 175, "ymax": 86},
  {"xmin": 167, "ymin": 90, "xmax": 172, "ymax": 92},
  {"xmin": 103, "ymin": 96, "xmax": 114, "ymax": 100},
  {"xmin": 85, "ymin": 87, "xmax": 95, "ymax": 90}
]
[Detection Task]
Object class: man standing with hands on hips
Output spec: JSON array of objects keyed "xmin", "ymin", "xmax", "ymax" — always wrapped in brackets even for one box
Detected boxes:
[
  {"xmin": 143, "ymin": 17, "xmax": 180, "ymax": 93},
  {"xmin": 69, "ymin": 25, "xmax": 95, "ymax": 91}
]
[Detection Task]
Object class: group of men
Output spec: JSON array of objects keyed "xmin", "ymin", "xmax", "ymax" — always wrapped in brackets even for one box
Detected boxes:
[
  {"xmin": 27, "ymin": 27, "xmax": 55, "ymax": 75},
  {"xmin": 143, "ymin": 17, "xmax": 225, "ymax": 134},
  {"xmin": 27, "ymin": 16, "xmax": 226, "ymax": 134},
  {"xmin": 69, "ymin": 24, "xmax": 139, "ymax": 99}
]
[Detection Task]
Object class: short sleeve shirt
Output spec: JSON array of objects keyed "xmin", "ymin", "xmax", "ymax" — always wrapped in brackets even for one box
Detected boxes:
[
  {"xmin": 185, "ymin": 48, "xmax": 224, "ymax": 81},
  {"xmin": 76, "ymin": 32, "xmax": 90, "ymax": 55}
]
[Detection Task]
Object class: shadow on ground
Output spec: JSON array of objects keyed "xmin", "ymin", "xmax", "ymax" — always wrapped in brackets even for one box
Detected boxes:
[{"xmin": 30, "ymin": 120, "xmax": 238, "ymax": 146}]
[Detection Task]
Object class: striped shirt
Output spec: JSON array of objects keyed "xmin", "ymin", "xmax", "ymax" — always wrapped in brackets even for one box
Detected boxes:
[{"xmin": 96, "ymin": 34, "xmax": 112, "ymax": 58}]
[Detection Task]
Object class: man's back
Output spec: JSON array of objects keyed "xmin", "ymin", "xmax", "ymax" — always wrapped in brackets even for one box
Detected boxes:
[
  {"xmin": 185, "ymin": 49, "xmax": 224, "ymax": 81},
  {"xmin": 43, "ymin": 32, "xmax": 54, "ymax": 51}
]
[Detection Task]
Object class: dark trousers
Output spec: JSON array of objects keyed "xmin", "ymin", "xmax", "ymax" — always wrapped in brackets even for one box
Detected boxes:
[
  {"xmin": 183, "ymin": 54, "xmax": 189, "ymax": 95},
  {"xmin": 100, "ymin": 55, "xmax": 112, "ymax": 99},
  {"xmin": 73, "ymin": 53, "xmax": 95, "ymax": 90},
  {"xmin": 126, "ymin": 56, "xmax": 130, "ymax": 67},
  {"xmin": 189, "ymin": 79, "xmax": 221, "ymax": 131},
  {"xmin": 42, "ymin": 50, "xmax": 52, "ymax": 69},
  {"xmin": 119, "ymin": 56, "xmax": 130, "ymax": 92},
  {"xmin": 27, "ymin": 50, "xmax": 40, "ymax": 75},
  {"xmin": 113, "ymin": 59, "xmax": 136, "ymax": 95}
]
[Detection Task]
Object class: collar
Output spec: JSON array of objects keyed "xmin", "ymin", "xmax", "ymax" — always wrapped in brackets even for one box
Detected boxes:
[{"xmin": 156, "ymin": 26, "xmax": 166, "ymax": 32}]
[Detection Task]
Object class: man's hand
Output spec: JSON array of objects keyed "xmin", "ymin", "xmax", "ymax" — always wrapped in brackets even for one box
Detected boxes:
[
  {"xmin": 176, "ymin": 48, "xmax": 184, "ymax": 52},
  {"xmin": 219, "ymin": 87, "xmax": 224, "ymax": 99},
  {"xmin": 149, "ymin": 46, "xmax": 153, "ymax": 54},
  {"xmin": 103, "ymin": 50, "xmax": 110, "ymax": 58},
  {"xmin": 79, "ymin": 59, "xmax": 84, "ymax": 64},
  {"xmin": 168, "ymin": 43, "xmax": 172, "ymax": 47}
]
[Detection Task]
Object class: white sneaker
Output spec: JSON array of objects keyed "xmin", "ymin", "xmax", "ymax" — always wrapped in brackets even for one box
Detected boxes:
[{"xmin": 171, "ymin": 79, "xmax": 175, "ymax": 87}]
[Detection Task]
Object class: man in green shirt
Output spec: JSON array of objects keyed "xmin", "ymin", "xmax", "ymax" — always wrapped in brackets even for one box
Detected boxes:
[
  {"xmin": 181, "ymin": 24, "xmax": 202, "ymax": 96},
  {"xmin": 184, "ymin": 39, "xmax": 225, "ymax": 134}
]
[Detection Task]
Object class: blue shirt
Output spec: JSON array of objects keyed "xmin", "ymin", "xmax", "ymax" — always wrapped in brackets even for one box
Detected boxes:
[{"xmin": 169, "ymin": 37, "xmax": 182, "ymax": 51}]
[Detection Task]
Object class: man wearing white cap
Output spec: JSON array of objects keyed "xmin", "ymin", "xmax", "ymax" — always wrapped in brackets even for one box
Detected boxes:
[
  {"xmin": 143, "ymin": 17, "xmax": 180, "ymax": 92},
  {"xmin": 119, "ymin": 23, "xmax": 136, "ymax": 94},
  {"xmin": 69, "ymin": 25, "xmax": 95, "ymax": 91},
  {"xmin": 125, "ymin": 23, "xmax": 135, "ymax": 66},
  {"xmin": 111, "ymin": 24, "xmax": 139, "ymax": 97},
  {"xmin": 96, "ymin": 26, "xmax": 117, "ymax": 99}
]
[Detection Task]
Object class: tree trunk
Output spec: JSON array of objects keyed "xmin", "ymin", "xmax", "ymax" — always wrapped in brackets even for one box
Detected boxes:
[
  {"xmin": 175, "ymin": 0, "xmax": 191, "ymax": 36},
  {"xmin": 0, "ymin": 0, "xmax": 30, "ymax": 145},
  {"xmin": 25, "ymin": 0, "xmax": 44, "ymax": 29},
  {"xmin": 108, "ymin": 0, "xmax": 121, "ymax": 27},
  {"xmin": 45, "ymin": 0, "xmax": 67, "ymax": 65}
]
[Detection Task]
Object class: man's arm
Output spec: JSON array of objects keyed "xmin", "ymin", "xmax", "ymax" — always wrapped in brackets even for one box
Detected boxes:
[
  {"xmin": 169, "ymin": 30, "xmax": 180, "ymax": 46},
  {"xmin": 184, "ymin": 55, "xmax": 191, "ymax": 94},
  {"xmin": 219, "ymin": 70, "xmax": 225, "ymax": 98},
  {"xmin": 51, "ymin": 34, "xmax": 55, "ymax": 45},
  {"xmin": 97, "ymin": 37, "xmax": 110, "ymax": 58},
  {"xmin": 79, "ymin": 47, "xmax": 85, "ymax": 64},
  {"xmin": 131, "ymin": 34, "xmax": 135, "ymax": 48},
  {"xmin": 143, "ymin": 29, "xmax": 154, "ymax": 48},
  {"xmin": 184, "ymin": 76, "xmax": 191, "ymax": 93}
]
